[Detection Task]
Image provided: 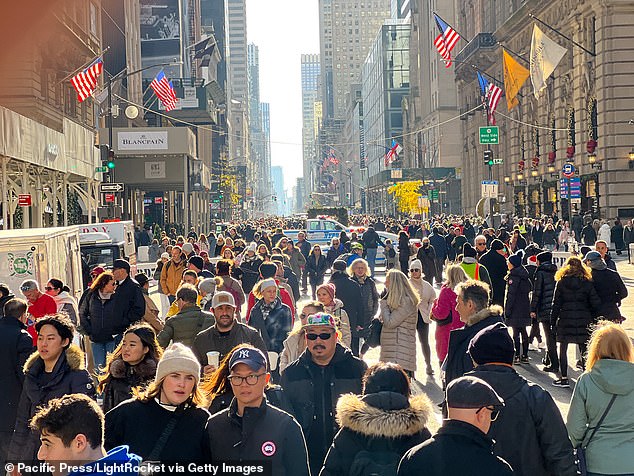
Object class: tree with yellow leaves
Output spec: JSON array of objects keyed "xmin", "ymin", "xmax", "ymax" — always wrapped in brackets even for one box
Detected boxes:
[{"xmin": 388, "ymin": 180, "xmax": 423, "ymax": 215}]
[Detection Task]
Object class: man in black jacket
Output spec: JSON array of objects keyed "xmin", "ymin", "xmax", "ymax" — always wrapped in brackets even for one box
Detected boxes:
[
  {"xmin": 398, "ymin": 376, "xmax": 512, "ymax": 476},
  {"xmin": 207, "ymin": 346, "xmax": 310, "ymax": 476},
  {"xmin": 361, "ymin": 225, "xmax": 384, "ymax": 276},
  {"xmin": 280, "ymin": 313, "xmax": 367, "ymax": 475},
  {"xmin": 329, "ymin": 260, "xmax": 363, "ymax": 355},
  {"xmin": 297, "ymin": 231, "xmax": 312, "ymax": 293},
  {"xmin": 585, "ymin": 251, "xmax": 628, "ymax": 322},
  {"xmin": 467, "ymin": 323, "xmax": 577, "ymax": 476},
  {"xmin": 428, "ymin": 228, "xmax": 447, "ymax": 285},
  {"xmin": 0, "ymin": 284, "xmax": 15, "ymax": 319},
  {"xmin": 444, "ymin": 280, "xmax": 503, "ymax": 387},
  {"xmin": 478, "ymin": 240, "xmax": 508, "ymax": 307},
  {"xmin": 0, "ymin": 298, "xmax": 33, "ymax": 469},
  {"xmin": 111, "ymin": 259, "xmax": 145, "ymax": 333}
]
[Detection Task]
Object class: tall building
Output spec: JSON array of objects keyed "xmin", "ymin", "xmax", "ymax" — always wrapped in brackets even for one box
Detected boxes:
[
  {"xmin": 271, "ymin": 166, "xmax": 286, "ymax": 216},
  {"xmin": 391, "ymin": 0, "xmax": 410, "ymax": 20},
  {"xmin": 362, "ymin": 20, "xmax": 410, "ymax": 214},
  {"xmin": 318, "ymin": 0, "xmax": 391, "ymax": 121},
  {"xmin": 301, "ymin": 54, "xmax": 321, "ymax": 209},
  {"xmin": 261, "ymin": 102, "xmax": 273, "ymax": 214},
  {"xmin": 247, "ymin": 43, "xmax": 267, "ymax": 215}
]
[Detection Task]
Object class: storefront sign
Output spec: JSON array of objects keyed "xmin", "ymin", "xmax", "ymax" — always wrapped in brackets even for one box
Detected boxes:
[
  {"xmin": 145, "ymin": 161, "xmax": 166, "ymax": 179},
  {"xmin": 18, "ymin": 194, "xmax": 32, "ymax": 207},
  {"xmin": 118, "ymin": 131, "xmax": 168, "ymax": 150}
]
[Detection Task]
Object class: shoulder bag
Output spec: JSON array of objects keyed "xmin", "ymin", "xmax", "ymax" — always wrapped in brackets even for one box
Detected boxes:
[{"xmin": 575, "ymin": 394, "xmax": 617, "ymax": 476}]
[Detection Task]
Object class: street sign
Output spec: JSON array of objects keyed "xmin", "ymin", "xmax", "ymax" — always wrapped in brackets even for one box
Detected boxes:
[
  {"xmin": 492, "ymin": 158, "xmax": 504, "ymax": 165},
  {"xmin": 427, "ymin": 189, "xmax": 439, "ymax": 201},
  {"xmin": 18, "ymin": 194, "xmax": 32, "ymax": 207},
  {"xmin": 562, "ymin": 163, "xmax": 575, "ymax": 178},
  {"xmin": 100, "ymin": 183, "xmax": 124, "ymax": 193},
  {"xmin": 104, "ymin": 193, "xmax": 115, "ymax": 203},
  {"xmin": 390, "ymin": 169, "xmax": 402, "ymax": 179},
  {"xmin": 481, "ymin": 180, "xmax": 499, "ymax": 198},
  {"xmin": 95, "ymin": 166, "xmax": 108, "ymax": 173},
  {"xmin": 154, "ymin": 197, "xmax": 163, "ymax": 204},
  {"xmin": 479, "ymin": 126, "xmax": 499, "ymax": 144},
  {"xmin": 570, "ymin": 177, "xmax": 581, "ymax": 198}
]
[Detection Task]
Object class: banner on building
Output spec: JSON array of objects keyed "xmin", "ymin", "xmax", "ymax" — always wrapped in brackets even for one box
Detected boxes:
[
  {"xmin": 530, "ymin": 25, "xmax": 567, "ymax": 99},
  {"xmin": 502, "ymin": 49, "xmax": 529, "ymax": 110}
]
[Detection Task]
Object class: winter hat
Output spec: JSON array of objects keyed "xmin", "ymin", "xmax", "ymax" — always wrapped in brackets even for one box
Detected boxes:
[
  {"xmin": 112, "ymin": 259, "xmax": 131, "ymax": 273},
  {"xmin": 182, "ymin": 242, "xmax": 194, "ymax": 254},
  {"xmin": 585, "ymin": 250, "xmax": 602, "ymax": 263},
  {"xmin": 462, "ymin": 243, "xmax": 477, "ymax": 258},
  {"xmin": 188, "ymin": 255, "xmax": 204, "ymax": 270},
  {"xmin": 490, "ymin": 239, "xmax": 505, "ymax": 251},
  {"xmin": 161, "ymin": 252, "xmax": 170, "ymax": 260},
  {"xmin": 134, "ymin": 273, "xmax": 149, "ymax": 287},
  {"xmin": 156, "ymin": 343, "xmax": 201, "ymax": 384},
  {"xmin": 247, "ymin": 242, "xmax": 257, "ymax": 253},
  {"xmin": 579, "ymin": 245, "xmax": 592, "ymax": 257},
  {"xmin": 332, "ymin": 260, "xmax": 347, "ymax": 272},
  {"xmin": 508, "ymin": 250, "xmax": 524, "ymax": 268},
  {"xmin": 317, "ymin": 283, "xmax": 336, "ymax": 300},
  {"xmin": 536, "ymin": 251, "xmax": 552, "ymax": 263},
  {"xmin": 409, "ymin": 259, "xmax": 423, "ymax": 271},
  {"xmin": 585, "ymin": 251, "xmax": 606, "ymax": 270},
  {"xmin": 198, "ymin": 278, "xmax": 217, "ymax": 295},
  {"xmin": 259, "ymin": 278, "xmax": 278, "ymax": 292},
  {"xmin": 468, "ymin": 322, "xmax": 515, "ymax": 365}
]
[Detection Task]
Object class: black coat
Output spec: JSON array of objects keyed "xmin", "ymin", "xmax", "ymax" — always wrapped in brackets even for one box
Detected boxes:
[
  {"xmin": 479, "ymin": 250, "xmax": 508, "ymax": 307},
  {"xmin": 416, "ymin": 245, "xmax": 437, "ymax": 281},
  {"xmin": 248, "ymin": 297, "xmax": 293, "ymax": 353},
  {"xmin": 398, "ymin": 420, "xmax": 513, "ymax": 476},
  {"xmin": 0, "ymin": 293, "xmax": 15, "ymax": 319},
  {"xmin": 101, "ymin": 357, "xmax": 158, "ymax": 413},
  {"xmin": 504, "ymin": 266, "xmax": 532, "ymax": 328},
  {"xmin": 581, "ymin": 224, "xmax": 597, "ymax": 245},
  {"xmin": 111, "ymin": 276, "xmax": 145, "ymax": 331},
  {"xmin": 362, "ymin": 228, "xmax": 384, "ymax": 249},
  {"xmin": 0, "ymin": 318, "xmax": 33, "ymax": 434},
  {"xmin": 428, "ymin": 232, "xmax": 447, "ymax": 261},
  {"xmin": 306, "ymin": 254, "xmax": 328, "ymax": 278},
  {"xmin": 8, "ymin": 345, "xmax": 95, "ymax": 463},
  {"xmin": 208, "ymin": 398, "xmax": 310, "ymax": 476},
  {"xmin": 280, "ymin": 344, "xmax": 366, "ymax": 474},
  {"xmin": 443, "ymin": 306, "xmax": 504, "ymax": 386},
  {"xmin": 550, "ymin": 276, "xmax": 601, "ymax": 344},
  {"xmin": 239, "ymin": 256, "xmax": 264, "ymax": 294},
  {"xmin": 321, "ymin": 392, "xmax": 432, "ymax": 476},
  {"xmin": 531, "ymin": 263, "xmax": 557, "ymax": 322},
  {"xmin": 467, "ymin": 365, "xmax": 576, "ymax": 476},
  {"xmin": 351, "ymin": 275, "xmax": 379, "ymax": 329},
  {"xmin": 591, "ymin": 268, "xmax": 628, "ymax": 322},
  {"xmin": 192, "ymin": 321, "xmax": 267, "ymax": 366},
  {"xmin": 105, "ymin": 398, "xmax": 211, "ymax": 462},
  {"xmin": 329, "ymin": 271, "xmax": 363, "ymax": 335},
  {"xmin": 79, "ymin": 291, "xmax": 118, "ymax": 342},
  {"xmin": 531, "ymin": 225, "xmax": 544, "ymax": 247}
]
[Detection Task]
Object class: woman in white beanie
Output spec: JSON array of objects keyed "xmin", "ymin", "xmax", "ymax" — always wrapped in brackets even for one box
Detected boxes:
[
  {"xmin": 104, "ymin": 342, "xmax": 211, "ymax": 462},
  {"xmin": 408, "ymin": 259, "xmax": 436, "ymax": 376}
]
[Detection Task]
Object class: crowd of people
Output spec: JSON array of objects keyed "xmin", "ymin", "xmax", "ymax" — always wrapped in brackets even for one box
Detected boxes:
[{"xmin": 0, "ymin": 211, "xmax": 633, "ymax": 476}]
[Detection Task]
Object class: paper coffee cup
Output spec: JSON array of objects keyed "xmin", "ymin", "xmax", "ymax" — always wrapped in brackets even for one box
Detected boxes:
[
  {"xmin": 207, "ymin": 351, "xmax": 220, "ymax": 368},
  {"xmin": 267, "ymin": 351, "xmax": 279, "ymax": 372}
]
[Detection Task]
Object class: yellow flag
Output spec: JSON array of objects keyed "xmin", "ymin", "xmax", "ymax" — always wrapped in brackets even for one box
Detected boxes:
[{"xmin": 503, "ymin": 49, "xmax": 530, "ymax": 111}]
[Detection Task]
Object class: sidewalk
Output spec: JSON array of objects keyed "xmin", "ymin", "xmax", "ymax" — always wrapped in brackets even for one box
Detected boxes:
[{"xmin": 615, "ymin": 255, "xmax": 634, "ymax": 339}]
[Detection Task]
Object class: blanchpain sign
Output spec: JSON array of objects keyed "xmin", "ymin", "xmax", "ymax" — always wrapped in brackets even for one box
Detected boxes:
[{"xmin": 118, "ymin": 131, "xmax": 168, "ymax": 150}]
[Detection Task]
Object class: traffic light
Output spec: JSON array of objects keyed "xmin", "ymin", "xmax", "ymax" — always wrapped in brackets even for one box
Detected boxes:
[
  {"xmin": 107, "ymin": 150, "xmax": 116, "ymax": 169},
  {"xmin": 484, "ymin": 150, "xmax": 494, "ymax": 166},
  {"xmin": 100, "ymin": 145, "xmax": 115, "ymax": 169}
]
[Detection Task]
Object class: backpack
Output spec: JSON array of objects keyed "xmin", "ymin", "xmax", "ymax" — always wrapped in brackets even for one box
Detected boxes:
[
  {"xmin": 349, "ymin": 450, "xmax": 401, "ymax": 476},
  {"xmin": 223, "ymin": 279, "xmax": 243, "ymax": 307}
]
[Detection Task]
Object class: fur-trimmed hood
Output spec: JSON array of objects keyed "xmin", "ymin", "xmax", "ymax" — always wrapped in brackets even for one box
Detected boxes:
[
  {"xmin": 24, "ymin": 344, "xmax": 86, "ymax": 373},
  {"xmin": 109, "ymin": 356, "xmax": 158, "ymax": 379},
  {"xmin": 336, "ymin": 391, "xmax": 433, "ymax": 438},
  {"xmin": 467, "ymin": 305, "xmax": 503, "ymax": 327}
]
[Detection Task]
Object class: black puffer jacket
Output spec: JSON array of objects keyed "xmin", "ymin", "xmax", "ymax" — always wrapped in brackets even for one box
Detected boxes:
[
  {"xmin": 329, "ymin": 271, "xmax": 363, "ymax": 335},
  {"xmin": 208, "ymin": 385, "xmax": 292, "ymax": 415},
  {"xmin": 531, "ymin": 263, "xmax": 557, "ymax": 322},
  {"xmin": 590, "ymin": 268, "xmax": 628, "ymax": 322},
  {"xmin": 101, "ymin": 357, "xmax": 158, "ymax": 413},
  {"xmin": 444, "ymin": 306, "xmax": 504, "ymax": 386},
  {"xmin": 550, "ymin": 276, "xmax": 601, "ymax": 344},
  {"xmin": 248, "ymin": 297, "xmax": 293, "ymax": 353},
  {"xmin": 239, "ymin": 255, "xmax": 264, "ymax": 294},
  {"xmin": 504, "ymin": 266, "xmax": 532, "ymax": 328},
  {"xmin": 479, "ymin": 250, "xmax": 508, "ymax": 307},
  {"xmin": 467, "ymin": 365, "xmax": 577, "ymax": 476},
  {"xmin": 416, "ymin": 245, "xmax": 437, "ymax": 281},
  {"xmin": 8, "ymin": 345, "xmax": 95, "ymax": 463},
  {"xmin": 351, "ymin": 275, "xmax": 379, "ymax": 329},
  {"xmin": 321, "ymin": 392, "xmax": 433, "ymax": 476}
]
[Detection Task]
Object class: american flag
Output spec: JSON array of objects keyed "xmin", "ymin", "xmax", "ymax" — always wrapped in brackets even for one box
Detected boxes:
[
  {"xmin": 70, "ymin": 59, "xmax": 103, "ymax": 102},
  {"xmin": 328, "ymin": 148, "xmax": 340, "ymax": 165},
  {"xmin": 384, "ymin": 140, "xmax": 403, "ymax": 167},
  {"xmin": 477, "ymin": 72, "xmax": 503, "ymax": 125},
  {"xmin": 150, "ymin": 71, "xmax": 178, "ymax": 111},
  {"xmin": 433, "ymin": 14, "xmax": 461, "ymax": 68}
]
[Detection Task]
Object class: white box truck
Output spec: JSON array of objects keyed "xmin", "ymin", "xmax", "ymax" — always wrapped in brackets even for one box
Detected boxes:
[
  {"xmin": 78, "ymin": 221, "xmax": 137, "ymax": 275},
  {"xmin": 0, "ymin": 227, "xmax": 84, "ymax": 300}
]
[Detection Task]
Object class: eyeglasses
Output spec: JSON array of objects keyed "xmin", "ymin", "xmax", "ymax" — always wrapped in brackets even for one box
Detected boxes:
[
  {"xmin": 227, "ymin": 373, "xmax": 266, "ymax": 386},
  {"xmin": 409, "ymin": 269, "xmax": 421, "ymax": 272},
  {"xmin": 306, "ymin": 332, "xmax": 334, "ymax": 341},
  {"xmin": 477, "ymin": 406, "xmax": 500, "ymax": 421}
]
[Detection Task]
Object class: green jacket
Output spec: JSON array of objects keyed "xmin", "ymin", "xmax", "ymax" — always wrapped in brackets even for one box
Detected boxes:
[
  {"xmin": 157, "ymin": 305, "xmax": 214, "ymax": 348},
  {"xmin": 567, "ymin": 359, "xmax": 634, "ymax": 475}
]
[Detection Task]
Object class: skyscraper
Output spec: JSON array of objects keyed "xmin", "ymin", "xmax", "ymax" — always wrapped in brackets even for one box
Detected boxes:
[
  {"xmin": 301, "ymin": 54, "xmax": 320, "ymax": 209},
  {"xmin": 271, "ymin": 166, "xmax": 286, "ymax": 216},
  {"xmin": 261, "ymin": 102, "xmax": 273, "ymax": 214}
]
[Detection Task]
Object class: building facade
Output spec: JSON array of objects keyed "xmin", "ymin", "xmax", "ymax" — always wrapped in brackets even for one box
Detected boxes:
[
  {"xmin": 301, "ymin": 54, "xmax": 321, "ymax": 210},
  {"xmin": 454, "ymin": 0, "xmax": 634, "ymax": 220}
]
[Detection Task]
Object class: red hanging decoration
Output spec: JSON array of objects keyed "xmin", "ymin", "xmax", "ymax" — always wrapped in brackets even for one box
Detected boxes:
[
  {"xmin": 566, "ymin": 146, "xmax": 575, "ymax": 159},
  {"xmin": 531, "ymin": 156, "xmax": 540, "ymax": 168},
  {"xmin": 586, "ymin": 139, "xmax": 597, "ymax": 154},
  {"xmin": 518, "ymin": 159, "xmax": 525, "ymax": 172},
  {"xmin": 547, "ymin": 151, "xmax": 556, "ymax": 163}
]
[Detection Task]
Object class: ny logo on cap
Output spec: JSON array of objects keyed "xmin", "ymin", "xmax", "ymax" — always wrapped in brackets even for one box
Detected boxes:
[{"xmin": 238, "ymin": 349, "xmax": 250, "ymax": 359}]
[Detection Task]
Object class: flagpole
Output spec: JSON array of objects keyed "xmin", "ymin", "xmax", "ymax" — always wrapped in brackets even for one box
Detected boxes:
[
  {"xmin": 528, "ymin": 14, "xmax": 596, "ymax": 56},
  {"xmin": 433, "ymin": 12, "xmax": 471, "ymax": 43},
  {"xmin": 58, "ymin": 46, "xmax": 110, "ymax": 85},
  {"xmin": 497, "ymin": 43, "xmax": 530, "ymax": 66}
]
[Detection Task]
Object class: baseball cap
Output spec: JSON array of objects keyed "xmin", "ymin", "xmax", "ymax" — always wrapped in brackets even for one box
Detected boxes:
[
  {"xmin": 585, "ymin": 251, "xmax": 602, "ymax": 262},
  {"xmin": 134, "ymin": 273, "xmax": 150, "ymax": 287},
  {"xmin": 446, "ymin": 376, "xmax": 504, "ymax": 409},
  {"xmin": 229, "ymin": 347, "xmax": 268, "ymax": 371},
  {"xmin": 302, "ymin": 312, "xmax": 337, "ymax": 330},
  {"xmin": 211, "ymin": 291, "xmax": 236, "ymax": 309},
  {"xmin": 91, "ymin": 266, "xmax": 106, "ymax": 276}
]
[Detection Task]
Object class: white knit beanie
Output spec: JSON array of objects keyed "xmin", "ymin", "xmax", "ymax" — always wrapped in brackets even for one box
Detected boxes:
[
  {"xmin": 409, "ymin": 259, "xmax": 423, "ymax": 270},
  {"xmin": 155, "ymin": 343, "xmax": 201, "ymax": 384}
]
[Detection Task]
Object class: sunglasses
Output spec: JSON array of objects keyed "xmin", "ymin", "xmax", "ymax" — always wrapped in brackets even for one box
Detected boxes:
[
  {"xmin": 477, "ymin": 406, "xmax": 500, "ymax": 421},
  {"xmin": 409, "ymin": 268, "xmax": 421, "ymax": 272},
  {"xmin": 306, "ymin": 332, "xmax": 334, "ymax": 341}
]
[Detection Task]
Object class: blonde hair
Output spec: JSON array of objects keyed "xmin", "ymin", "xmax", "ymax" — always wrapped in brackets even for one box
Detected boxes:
[
  {"xmin": 445, "ymin": 264, "xmax": 469, "ymax": 289},
  {"xmin": 586, "ymin": 321, "xmax": 634, "ymax": 371},
  {"xmin": 348, "ymin": 258, "xmax": 370, "ymax": 278},
  {"xmin": 385, "ymin": 269, "xmax": 420, "ymax": 310},
  {"xmin": 556, "ymin": 256, "xmax": 592, "ymax": 281},
  {"xmin": 133, "ymin": 375, "xmax": 208, "ymax": 408},
  {"xmin": 251, "ymin": 279, "xmax": 278, "ymax": 300}
]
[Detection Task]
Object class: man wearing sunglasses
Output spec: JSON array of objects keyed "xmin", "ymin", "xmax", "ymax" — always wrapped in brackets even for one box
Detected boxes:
[
  {"xmin": 467, "ymin": 322, "xmax": 576, "ymax": 476},
  {"xmin": 280, "ymin": 312, "xmax": 366, "ymax": 475},
  {"xmin": 207, "ymin": 345, "xmax": 310, "ymax": 476},
  {"xmin": 398, "ymin": 376, "xmax": 512, "ymax": 476}
]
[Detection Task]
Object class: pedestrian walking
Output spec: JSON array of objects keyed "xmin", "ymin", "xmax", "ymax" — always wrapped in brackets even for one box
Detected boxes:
[
  {"xmin": 585, "ymin": 251, "xmax": 628, "ymax": 323},
  {"xmin": 248, "ymin": 278, "xmax": 293, "ymax": 355},
  {"xmin": 479, "ymin": 239, "xmax": 508, "ymax": 307},
  {"xmin": 111, "ymin": 259, "xmax": 145, "ymax": 331},
  {"xmin": 530, "ymin": 251, "xmax": 558, "ymax": 371},
  {"xmin": 416, "ymin": 237, "xmax": 437, "ymax": 285},
  {"xmin": 397, "ymin": 231, "xmax": 411, "ymax": 276},
  {"xmin": 305, "ymin": 244, "xmax": 328, "ymax": 299},
  {"xmin": 504, "ymin": 251, "xmax": 532, "ymax": 364},
  {"xmin": 44, "ymin": 278, "xmax": 79, "ymax": 326},
  {"xmin": 361, "ymin": 225, "xmax": 384, "ymax": 276},
  {"xmin": 317, "ymin": 283, "xmax": 352, "ymax": 349},
  {"xmin": 134, "ymin": 274, "xmax": 164, "ymax": 332},
  {"xmin": 20, "ymin": 279, "xmax": 57, "ymax": 345},
  {"xmin": 349, "ymin": 258, "xmax": 379, "ymax": 352},
  {"xmin": 409, "ymin": 259, "xmax": 437, "ymax": 375},
  {"xmin": 329, "ymin": 260, "xmax": 363, "ymax": 355},
  {"xmin": 279, "ymin": 301, "xmax": 324, "ymax": 373}
]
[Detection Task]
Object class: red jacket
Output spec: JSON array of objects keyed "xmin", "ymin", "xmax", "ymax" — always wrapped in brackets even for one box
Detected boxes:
[
  {"xmin": 27, "ymin": 293, "xmax": 58, "ymax": 345},
  {"xmin": 431, "ymin": 284, "xmax": 465, "ymax": 362}
]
